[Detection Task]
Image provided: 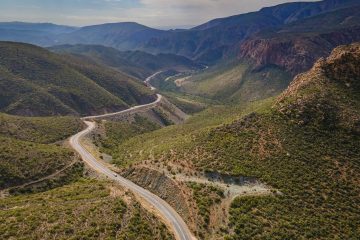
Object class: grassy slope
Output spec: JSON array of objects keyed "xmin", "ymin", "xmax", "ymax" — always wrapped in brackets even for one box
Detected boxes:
[
  {"xmin": 108, "ymin": 98, "xmax": 274, "ymax": 168},
  {"xmin": 175, "ymin": 60, "xmax": 291, "ymax": 104},
  {"xmin": 0, "ymin": 114, "xmax": 84, "ymax": 190},
  {"xmin": 0, "ymin": 113, "xmax": 83, "ymax": 144},
  {"xmin": 0, "ymin": 41, "xmax": 154, "ymax": 117},
  {"xmin": 0, "ymin": 136, "xmax": 76, "ymax": 190},
  {"xmin": 0, "ymin": 179, "xmax": 173, "ymax": 240},
  {"xmin": 104, "ymin": 43, "xmax": 360, "ymax": 238},
  {"xmin": 49, "ymin": 44, "xmax": 152, "ymax": 79},
  {"xmin": 98, "ymin": 115, "xmax": 161, "ymax": 154},
  {"xmin": 50, "ymin": 44, "xmax": 201, "ymax": 80}
]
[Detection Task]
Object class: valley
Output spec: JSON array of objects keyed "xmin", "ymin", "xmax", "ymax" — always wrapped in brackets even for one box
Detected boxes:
[{"xmin": 0, "ymin": 0, "xmax": 360, "ymax": 239}]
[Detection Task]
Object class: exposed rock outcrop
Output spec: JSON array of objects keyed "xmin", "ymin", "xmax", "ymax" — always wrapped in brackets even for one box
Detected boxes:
[
  {"xmin": 238, "ymin": 27, "xmax": 360, "ymax": 76},
  {"xmin": 276, "ymin": 42, "xmax": 360, "ymax": 132}
]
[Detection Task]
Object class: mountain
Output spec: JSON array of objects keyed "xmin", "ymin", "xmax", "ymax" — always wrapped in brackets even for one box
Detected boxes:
[
  {"xmin": 49, "ymin": 44, "xmax": 202, "ymax": 80},
  {"xmin": 1, "ymin": 0, "xmax": 359, "ymax": 65},
  {"xmin": 0, "ymin": 22, "xmax": 77, "ymax": 34},
  {"xmin": 55, "ymin": 22, "xmax": 164, "ymax": 50},
  {"xmin": 237, "ymin": 5, "xmax": 360, "ymax": 76},
  {"xmin": 141, "ymin": 0, "xmax": 360, "ymax": 63},
  {"xmin": 166, "ymin": 4, "xmax": 360, "ymax": 104},
  {"xmin": 0, "ymin": 22, "xmax": 77, "ymax": 46},
  {"xmin": 103, "ymin": 42, "xmax": 360, "ymax": 239},
  {"xmin": 0, "ymin": 42, "xmax": 155, "ymax": 117}
]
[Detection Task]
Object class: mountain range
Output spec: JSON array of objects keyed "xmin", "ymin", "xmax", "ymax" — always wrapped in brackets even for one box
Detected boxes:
[
  {"xmin": 0, "ymin": 0, "xmax": 359, "ymax": 108},
  {"xmin": 0, "ymin": 0, "xmax": 360, "ymax": 239},
  {"xmin": 1, "ymin": 0, "xmax": 359, "ymax": 64}
]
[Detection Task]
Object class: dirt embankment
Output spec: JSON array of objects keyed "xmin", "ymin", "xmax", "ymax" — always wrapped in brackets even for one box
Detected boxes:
[{"xmin": 121, "ymin": 167, "xmax": 199, "ymax": 232}]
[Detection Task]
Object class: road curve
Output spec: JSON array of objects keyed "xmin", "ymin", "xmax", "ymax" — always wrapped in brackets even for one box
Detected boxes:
[
  {"xmin": 70, "ymin": 93, "xmax": 195, "ymax": 239},
  {"xmin": 144, "ymin": 71, "xmax": 163, "ymax": 90},
  {"xmin": 82, "ymin": 94, "xmax": 162, "ymax": 120}
]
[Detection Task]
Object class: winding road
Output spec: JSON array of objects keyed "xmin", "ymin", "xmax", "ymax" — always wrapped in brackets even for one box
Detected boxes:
[{"xmin": 69, "ymin": 73, "xmax": 195, "ymax": 240}]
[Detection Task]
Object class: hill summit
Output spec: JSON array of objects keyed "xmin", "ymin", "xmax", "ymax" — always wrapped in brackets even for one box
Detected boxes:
[{"xmin": 276, "ymin": 42, "xmax": 360, "ymax": 132}]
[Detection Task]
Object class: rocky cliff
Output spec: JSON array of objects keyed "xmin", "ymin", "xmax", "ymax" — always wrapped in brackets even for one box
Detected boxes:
[
  {"xmin": 276, "ymin": 42, "xmax": 360, "ymax": 132},
  {"xmin": 237, "ymin": 2, "xmax": 360, "ymax": 74}
]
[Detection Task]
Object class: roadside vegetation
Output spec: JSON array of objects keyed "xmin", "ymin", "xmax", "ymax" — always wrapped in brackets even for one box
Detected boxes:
[
  {"xmin": 0, "ymin": 113, "xmax": 84, "ymax": 191},
  {"xmin": 0, "ymin": 113, "xmax": 83, "ymax": 143},
  {"xmin": 96, "ymin": 115, "xmax": 161, "ymax": 154},
  {"xmin": 109, "ymin": 97, "xmax": 274, "ymax": 168},
  {"xmin": 0, "ymin": 179, "xmax": 174, "ymax": 240},
  {"xmin": 187, "ymin": 182, "xmax": 225, "ymax": 230}
]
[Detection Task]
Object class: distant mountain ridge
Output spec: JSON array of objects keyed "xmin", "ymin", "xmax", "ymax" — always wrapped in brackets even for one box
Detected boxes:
[
  {"xmin": 0, "ymin": 22, "xmax": 77, "ymax": 46},
  {"xmin": 1, "ymin": 0, "xmax": 359, "ymax": 64},
  {"xmin": 0, "ymin": 22, "xmax": 77, "ymax": 34},
  {"xmin": 55, "ymin": 22, "xmax": 164, "ymax": 50}
]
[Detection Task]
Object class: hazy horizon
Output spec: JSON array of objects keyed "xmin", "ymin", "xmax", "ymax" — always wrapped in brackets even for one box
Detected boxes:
[{"xmin": 0, "ymin": 0, "xmax": 320, "ymax": 29}]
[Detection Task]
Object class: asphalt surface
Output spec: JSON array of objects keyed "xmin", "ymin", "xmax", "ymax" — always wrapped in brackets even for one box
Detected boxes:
[
  {"xmin": 70, "ymin": 85, "xmax": 195, "ymax": 240},
  {"xmin": 144, "ymin": 71, "xmax": 163, "ymax": 90},
  {"xmin": 82, "ymin": 94, "xmax": 162, "ymax": 120}
]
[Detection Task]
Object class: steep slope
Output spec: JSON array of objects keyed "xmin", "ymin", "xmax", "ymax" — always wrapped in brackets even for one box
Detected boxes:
[
  {"xmin": 0, "ymin": 42, "xmax": 155, "ymax": 117},
  {"xmin": 175, "ymin": 60, "xmax": 291, "ymax": 103},
  {"xmin": 104, "ymin": 43, "xmax": 360, "ymax": 238},
  {"xmin": 49, "ymin": 44, "xmax": 202, "ymax": 80},
  {"xmin": 238, "ymin": 5, "xmax": 360, "ymax": 76}
]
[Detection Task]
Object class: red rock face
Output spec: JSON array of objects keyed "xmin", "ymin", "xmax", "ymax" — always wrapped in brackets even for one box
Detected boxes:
[{"xmin": 237, "ymin": 27, "xmax": 360, "ymax": 76}]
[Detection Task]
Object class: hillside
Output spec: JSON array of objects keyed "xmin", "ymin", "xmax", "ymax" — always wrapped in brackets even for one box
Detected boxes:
[
  {"xmin": 0, "ymin": 114, "xmax": 84, "ymax": 191},
  {"xmin": 101, "ymin": 43, "xmax": 360, "ymax": 238},
  {"xmin": 49, "ymin": 44, "xmax": 202, "ymax": 80},
  {"xmin": 171, "ymin": 60, "xmax": 291, "ymax": 104},
  {"xmin": 0, "ymin": 113, "xmax": 83, "ymax": 143},
  {"xmin": 0, "ymin": 41, "xmax": 155, "ymax": 117},
  {"xmin": 0, "ymin": 179, "xmax": 174, "ymax": 239}
]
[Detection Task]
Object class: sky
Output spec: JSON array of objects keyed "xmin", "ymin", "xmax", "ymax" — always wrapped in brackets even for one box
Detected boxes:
[{"xmin": 0, "ymin": 0, "xmax": 320, "ymax": 29}]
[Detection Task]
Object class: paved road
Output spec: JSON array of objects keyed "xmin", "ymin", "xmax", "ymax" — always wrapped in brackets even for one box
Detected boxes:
[
  {"xmin": 82, "ymin": 94, "xmax": 162, "ymax": 120},
  {"xmin": 70, "ymin": 77, "xmax": 195, "ymax": 240},
  {"xmin": 144, "ymin": 71, "xmax": 163, "ymax": 90}
]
